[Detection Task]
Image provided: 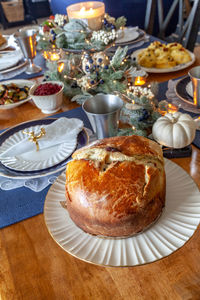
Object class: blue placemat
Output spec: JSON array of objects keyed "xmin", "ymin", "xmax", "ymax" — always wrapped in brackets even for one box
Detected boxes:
[{"xmin": 0, "ymin": 107, "xmax": 92, "ymax": 229}]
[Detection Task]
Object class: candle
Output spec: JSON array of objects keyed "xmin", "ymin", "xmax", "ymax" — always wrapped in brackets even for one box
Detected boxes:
[
  {"xmin": 57, "ymin": 62, "xmax": 65, "ymax": 73},
  {"xmin": 67, "ymin": 1, "xmax": 105, "ymax": 31},
  {"xmin": 194, "ymin": 116, "xmax": 200, "ymax": 130},
  {"xmin": 159, "ymin": 102, "xmax": 179, "ymax": 116},
  {"xmin": 43, "ymin": 50, "xmax": 61, "ymax": 61},
  {"xmin": 134, "ymin": 76, "xmax": 146, "ymax": 86},
  {"xmin": 167, "ymin": 103, "xmax": 178, "ymax": 114}
]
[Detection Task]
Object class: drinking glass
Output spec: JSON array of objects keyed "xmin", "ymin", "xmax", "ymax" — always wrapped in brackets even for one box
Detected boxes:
[
  {"xmin": 82, "ymin": 94, "xmax": 124, "ymax": 139},
  {"xmin": 14, "ymin": 29, "xmax": 42, "ymax": 74},
  {"xmin": 188, "ymin": 66, "xmax": 200, "ymax": 108}
]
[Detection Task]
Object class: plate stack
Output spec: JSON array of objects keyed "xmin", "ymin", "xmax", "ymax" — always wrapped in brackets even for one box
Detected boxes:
[
  {"xmin": 0, "ymin": 118, "xmax": 88, "ymax": 180},
  {"xmin": 0, "ymin": 35, "xmax": 27, "ymax": 79},
  {"xmin": 115, "ymin": 27, "xmax": 146, "ymax": 46}
]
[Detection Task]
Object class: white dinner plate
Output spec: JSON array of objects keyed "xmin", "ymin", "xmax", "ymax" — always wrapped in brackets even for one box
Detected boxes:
[
  {"xmin": 131, "ymin": 49, "xmax": 195, "ymax": 73},
  {"xmin": 116, "ymin": 27, "xmax": 140, "ymax": 44},
  {"xmin": 0, "ymin": 119, "xmax": 89, "ymax": 179},
  {"xmin": 0, "ymin": 80, "xmax": 35, "ymax": 110},
  {"xmin": 186, "ymin": 81, "xmax": 193, "ymax": 98},
  {"xmin": 0, "ymin": 59, "xmax": 28, "ymax": 76},
  {"xmin": 0, "ymin": 49, "xmax": 24, "ymax": 71},
  {"xmin": 44, "ymin": 159, "xmax": 200, "ymax": 267},
  {"xmin": 0, "ymin": 123, "xmax": 79, "ymax": 172}
]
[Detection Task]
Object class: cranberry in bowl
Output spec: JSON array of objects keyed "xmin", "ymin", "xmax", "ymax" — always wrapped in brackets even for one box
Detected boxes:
[{"xmin": 29, "ymin": 81, "xmax": 64, "ymax": 114}]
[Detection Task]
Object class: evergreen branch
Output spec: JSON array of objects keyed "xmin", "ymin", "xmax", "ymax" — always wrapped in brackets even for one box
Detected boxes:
[{"xmin": 110, "ymin": 46, "xmax": 128, "ymax": 68}]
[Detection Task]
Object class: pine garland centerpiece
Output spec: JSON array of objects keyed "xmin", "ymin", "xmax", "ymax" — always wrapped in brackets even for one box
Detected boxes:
[
  {"xmin": 37, "ymin": 14, "xmax": 126, "ymax": 52},
  {"xmin": 44, "ymin": 46, "xmax": 164, "ymax": 137}
]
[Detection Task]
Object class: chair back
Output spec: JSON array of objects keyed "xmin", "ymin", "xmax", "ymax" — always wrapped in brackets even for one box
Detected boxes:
[{"xmin": 145, "ymin": 0, "xmax": 200, "ymax": 51}]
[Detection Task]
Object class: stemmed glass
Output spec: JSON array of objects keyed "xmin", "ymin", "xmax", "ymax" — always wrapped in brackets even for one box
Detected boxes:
[{"xmin": 14, "ymin": 29, "xmax": 42, "ymax": 74}]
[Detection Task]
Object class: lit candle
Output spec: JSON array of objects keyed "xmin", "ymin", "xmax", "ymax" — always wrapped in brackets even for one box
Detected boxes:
[
  {"xmin": 159, "ymin": 102, "xmax": 179, "ymax": 116},
  {"xmin": 194, "ymin": 116, "xmax": 200, "ymax": 130},
  {"xmin": 67, "ymin": 1, "xmax": 105, "ymax": 31},
  {"xmin": 43, "ymin": 50, "xmax": 61, "ymax": 61},
  {"xmin": 134, "ymin": 76, "xmax": 146, "ymax": 86},
  {"xmin": 167, "ymin": 103, "xmax": 178, "ymax": 114},
  {"xmin": 57, "ymin": 62, "xmax": 65, "ymax": 73},
  {"xmin": 50, "ymin": 52, "xmax": 60, "ymax": 61},
  {"xmin": 43, "ymin": 51, "xmax": 48, "ymax": 60}
]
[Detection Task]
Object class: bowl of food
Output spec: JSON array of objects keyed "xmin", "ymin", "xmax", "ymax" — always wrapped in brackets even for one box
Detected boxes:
[
  {"xmin": 0, "ymin": 80, "xmax": 35, "ymax": 110},
  {"xmin": 29, "ymin": 81, "xmax": 64, "ymax": 114}
]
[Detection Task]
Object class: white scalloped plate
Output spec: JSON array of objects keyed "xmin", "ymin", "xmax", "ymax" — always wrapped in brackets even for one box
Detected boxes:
[
  {"xmin": 116, "ymin": 27, "xmax": 140, "ymax": 44},
  {"xmin": 44, "ymin": 159, "xmax": 200, "ymax": 266},
  {"xmin": 0, "ymin": 123, "xmax": 77, "ymax": 172}
]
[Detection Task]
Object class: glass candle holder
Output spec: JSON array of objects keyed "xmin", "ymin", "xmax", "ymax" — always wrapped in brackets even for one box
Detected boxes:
[
  {"xmin": 14, "ymin": 29, "xmax": 42, "ymax": 74},
  {"xmin": 67, "ymin": 1, "xmax": 105, "ymax": 31},
  {"xmin": 134, "ymin": 76, "xmax": 146, "ymax": 86},
  {"xmin": 43, "ymin": 49, "xmax": 61, "ymax": 62}
]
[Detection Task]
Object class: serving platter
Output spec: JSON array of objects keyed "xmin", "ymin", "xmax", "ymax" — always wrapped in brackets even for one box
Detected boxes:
[
  {"xmin": 0, "ymin": 118, "xmax": 88, "ymax": 179},
  {"xmin": 44, "ymin": 159, "xmax": 200, "ymax": 267},
  {"xmin": 0, "ymin": 79, "xmax": 35, "ymax": 110},
  {"xmin": 131, "ymin": 49, "xmax": 195, "ymax": 73}
]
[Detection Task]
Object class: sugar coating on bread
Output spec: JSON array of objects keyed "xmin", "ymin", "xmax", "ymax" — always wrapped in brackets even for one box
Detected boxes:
[{"xmin": 65, "ymin": 135, "xmax": 166, "ymax": 237}]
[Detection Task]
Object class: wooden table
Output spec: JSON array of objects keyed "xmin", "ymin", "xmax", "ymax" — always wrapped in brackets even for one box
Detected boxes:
[{"xmin": 0, "ymin": 47, "xmax": 200, "ymax": 300}]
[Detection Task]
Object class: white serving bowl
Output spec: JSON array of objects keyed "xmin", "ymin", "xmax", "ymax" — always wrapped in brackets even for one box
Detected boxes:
[{"xmin": 29, "ymin": 81, "xmax": 64, "ymax": 114}]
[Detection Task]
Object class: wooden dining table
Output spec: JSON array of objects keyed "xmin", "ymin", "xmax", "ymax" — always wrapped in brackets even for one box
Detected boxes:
[{"xmin": 0, "ymin": 46, "xmax": 200, "ymax": 300}]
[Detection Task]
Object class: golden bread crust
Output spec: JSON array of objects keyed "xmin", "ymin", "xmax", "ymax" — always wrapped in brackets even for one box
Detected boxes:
[{"xmin": 66, "ymin": 135, "xmax": 166, "ymax": 237}]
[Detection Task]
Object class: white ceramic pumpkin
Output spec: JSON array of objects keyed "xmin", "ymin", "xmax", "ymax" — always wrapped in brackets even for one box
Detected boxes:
[{"xmin": 152, "ymin": 112, "xmax": 197, "ymax": 148}]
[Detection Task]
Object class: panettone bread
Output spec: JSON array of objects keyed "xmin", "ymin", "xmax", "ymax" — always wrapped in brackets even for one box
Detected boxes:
[{"xmin": 65, "ymin": 135, "xmax": 166, "ymax": 237}]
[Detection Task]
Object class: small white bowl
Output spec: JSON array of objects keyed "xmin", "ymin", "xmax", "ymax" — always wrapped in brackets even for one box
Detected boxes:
[{"xmin": 29, "ymin": 81, "xmax": 64, "ymax": 114}]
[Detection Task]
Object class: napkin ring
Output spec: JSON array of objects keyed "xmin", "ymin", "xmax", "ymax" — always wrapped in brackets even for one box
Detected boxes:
[{"xmin": 22, "ymin": 128, "xmax": 46, "ymax": 151}]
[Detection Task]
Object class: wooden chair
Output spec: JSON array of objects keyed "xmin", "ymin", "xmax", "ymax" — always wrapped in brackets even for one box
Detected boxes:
[{"xmin": 145, "ymin": 0, "xmax": 200, "ymax": 51}]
